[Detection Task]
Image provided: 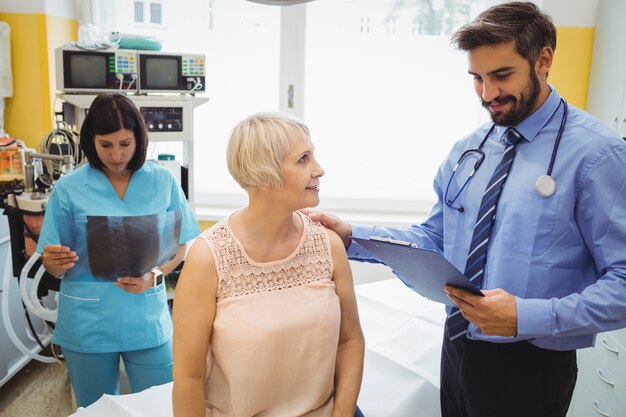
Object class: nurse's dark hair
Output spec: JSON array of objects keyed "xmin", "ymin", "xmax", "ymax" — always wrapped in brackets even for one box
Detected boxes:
[
  {"xmin": 450, "ymin": 2, "xmax": 556, "ymax": 67},
  {"xmin": 79, "ymin": 93, "xmax": 148, "ymax": 171}
]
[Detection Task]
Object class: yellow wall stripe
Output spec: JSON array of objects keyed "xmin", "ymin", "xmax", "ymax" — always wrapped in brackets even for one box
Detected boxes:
[
  {"xmin": 551, "ymin": 26, "xmax": 595, "ymax": 110},
  {"xmin": 37, "ymin": 14, "xmax": 51, "ymax": 137},
  {"xmin": 198, "ymin": 220, "xmax": 216, "ymax": 231},
  {"xmin": 0, "ymin": 12, "xmax": 76, "ymax": 148}
]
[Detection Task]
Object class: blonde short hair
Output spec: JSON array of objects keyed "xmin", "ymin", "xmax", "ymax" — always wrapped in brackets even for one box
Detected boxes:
[{"xmin": 227, "ymin": 112, "xmax": 310, "ymax": 190}]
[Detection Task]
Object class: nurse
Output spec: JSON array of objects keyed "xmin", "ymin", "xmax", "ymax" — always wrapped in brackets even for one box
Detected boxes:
[{"xmin": 37, "ymin": 93, "xmax": 201, "ymax": 408}]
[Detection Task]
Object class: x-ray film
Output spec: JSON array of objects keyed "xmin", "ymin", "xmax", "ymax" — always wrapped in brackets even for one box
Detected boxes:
[{"xmin": 57, "ymin": 211, "xmax": 182, "ymax": 280}]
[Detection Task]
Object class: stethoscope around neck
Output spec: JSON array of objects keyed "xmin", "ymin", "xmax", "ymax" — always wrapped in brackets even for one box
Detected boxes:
[{"xmin": 444, "ymin": 98, "xmax": 568, "ymax": 212}]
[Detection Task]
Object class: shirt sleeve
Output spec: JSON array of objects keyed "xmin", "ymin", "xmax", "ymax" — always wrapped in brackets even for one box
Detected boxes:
[
  {"xmin": 517, "ymin": 144, "xmax": 626, "ymax": 339},
  {"xmin": 347, "ymin": 167, "xmax": 446, "ymax": 263}
]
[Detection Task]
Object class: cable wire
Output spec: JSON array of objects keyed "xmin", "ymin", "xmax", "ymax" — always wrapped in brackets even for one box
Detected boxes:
[{"xmin": 38, "ymin": 122, "xmax": 84, "ymax": 179}]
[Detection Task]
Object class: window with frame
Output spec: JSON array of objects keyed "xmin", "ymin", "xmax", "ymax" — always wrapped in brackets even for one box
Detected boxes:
[
  {"xmin": 303, "ymin": 0, "xmax": 491, "ymax": 214},
  {"xmin": 108, "ymin": 0, "xmax": 499, "ymax": 222},
  {"xmin": 133, "ymin": 0, "xmax": 164, "ymax": 26},
  {"xmin": 150, "ymin": 2, "xmax": 162, "ymax": 24},
  {"xmin": 134, "ymin": 1, "xmax": 144, "ymax": 23}
]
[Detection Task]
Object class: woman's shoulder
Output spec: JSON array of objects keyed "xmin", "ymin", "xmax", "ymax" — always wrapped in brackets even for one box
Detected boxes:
[
  {"xmin": 301, "ymin": 212, "xmax": 337, "ymax": 237},
  {"xmin": 300, "ymin": 212, "xmax": 344, "ymax": 254},
  {"xmin": 322, "ymin": 226, "xmax": 345, "ymax": 256},
  {"xmin": 187, "ymin": 222, "xmax": 229, "ymax": 266},
  {"xmin": 198, "ymin": 219, "xmax": 229, "ymax": 243},
  {"xmin": 188, "ymin": 232, "xmax": 216, "ymax": 258},
  {"xmin": 300, "ymin": 212, "xmax": 321, "ymax": 229}
]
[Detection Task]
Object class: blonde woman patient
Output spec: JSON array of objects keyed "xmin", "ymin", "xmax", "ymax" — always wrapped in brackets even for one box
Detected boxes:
[{"xmin": 172, "ymin": 112, "xmax": 365, "ymax": 417}]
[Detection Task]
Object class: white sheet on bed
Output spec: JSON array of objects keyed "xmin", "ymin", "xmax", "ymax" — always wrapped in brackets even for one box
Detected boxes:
[
  {"xmin": 70, "ymin": 383, "xmax": 172, "ymax": 417},
  {"xmin": 356, "ymin": 279, "xmax": 446, "ymax": 417}
]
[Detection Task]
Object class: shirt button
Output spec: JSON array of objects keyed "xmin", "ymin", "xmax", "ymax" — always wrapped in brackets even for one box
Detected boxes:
[{"xmin": 467, "ymin": 331, "xmax": 473, "ymax": 338}]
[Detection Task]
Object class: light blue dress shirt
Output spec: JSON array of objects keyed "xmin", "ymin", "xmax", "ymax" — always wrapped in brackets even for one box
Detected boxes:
[
  {"xmin": 350, "ymin": 88, "xmax": 626, "ymax": 350},
  {"xmin": 36, "ymin": 162, "xmax": 201, "ymax": 353}
]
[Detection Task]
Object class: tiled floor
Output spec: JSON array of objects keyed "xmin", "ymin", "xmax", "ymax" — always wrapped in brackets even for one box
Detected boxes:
[{"xmin": 0, "ymin": 359, "xmax": 73, "ymax": 417}]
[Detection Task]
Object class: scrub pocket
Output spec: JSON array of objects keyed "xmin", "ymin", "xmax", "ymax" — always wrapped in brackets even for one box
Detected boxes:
[
  {"xmin": 500, "ymin": 193, "xmax": 560, "ymax": 256},
  {"xmin": 144, "ymin": 283, "xmax": 172, "ymax": 342},
  {"xmin": 57, "ymin": 291, "xmax": 102, "ymax": 348},
  {"xmin": 145, "ymin": 282, "xmax": 168, "ymax": 316}
]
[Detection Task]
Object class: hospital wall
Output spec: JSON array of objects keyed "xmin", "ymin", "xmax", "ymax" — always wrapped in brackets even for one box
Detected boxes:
[
  {"xmin": 550, "ymin": 27, "xmax": 594, "ymax": 109},
  {"xmin": 544, "ymin": 0, "xmax": 598, "ymax": 110},
  {"xmin": 0, "ymin": 0, "xmax": 598, "ymax": 207},
  {"xmin": 0, "ymin": 0, "xmax": 77, "ymax": 149}
]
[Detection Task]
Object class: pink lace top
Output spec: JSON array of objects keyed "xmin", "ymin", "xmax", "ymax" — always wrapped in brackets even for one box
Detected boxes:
[{"xmin": 199, "ymin": 212, "xmax": 340, "ymax": 417}]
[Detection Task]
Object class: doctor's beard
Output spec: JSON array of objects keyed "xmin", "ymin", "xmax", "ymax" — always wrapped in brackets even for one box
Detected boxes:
[{"xmin": 483, "ymin": 69, "xmax": 541, "ymax": 126}]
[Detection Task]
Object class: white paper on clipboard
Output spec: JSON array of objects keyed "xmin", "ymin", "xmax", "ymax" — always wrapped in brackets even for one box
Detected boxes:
[{"xmin": 351, "ymin": 236, "xmax": 483, "ymax": 306}]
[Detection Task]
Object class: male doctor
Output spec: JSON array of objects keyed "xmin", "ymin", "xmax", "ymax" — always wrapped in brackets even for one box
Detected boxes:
[{"xmin": 307, "ymin": 2, "xmax": 626, "ymax": 416}]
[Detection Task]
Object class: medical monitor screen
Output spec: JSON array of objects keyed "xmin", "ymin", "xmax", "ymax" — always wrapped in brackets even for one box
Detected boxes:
[
  {"xmin": 143, "ymin": 56, "xmax": 180, "ymax": 89},
  {"xmin": 69, "ymin": 54, "xmax": 107, "ymax": 88}
]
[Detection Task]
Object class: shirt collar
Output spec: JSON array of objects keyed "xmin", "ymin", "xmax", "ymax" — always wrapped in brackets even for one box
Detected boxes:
[{"xmin": 495, "ymin": 86, "xmax": 562, "ymax": 144}]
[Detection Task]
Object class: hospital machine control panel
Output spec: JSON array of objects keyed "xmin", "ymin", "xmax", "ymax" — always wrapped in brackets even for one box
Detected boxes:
[
  {"xmin": 115, "ymin": 52, "xmax": 138, "ymax": 76},
  {"xmin": 140, "ymin": 107, "xmax": 183, "ymax": 132},
  {"xmin": 182, "ymin": 56, "xmax": 205, "ymax": 77}
]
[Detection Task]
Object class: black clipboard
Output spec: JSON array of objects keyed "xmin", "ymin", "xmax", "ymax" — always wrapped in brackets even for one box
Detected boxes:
[{"xmin": 352, "ymin": 236, "xmax": 483, "ymax": 306}]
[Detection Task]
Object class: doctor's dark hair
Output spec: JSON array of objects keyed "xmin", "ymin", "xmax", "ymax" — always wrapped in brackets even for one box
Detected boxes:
[
  {"xmin": 451, "ymin": 2, "xmax": 556, "ymax": 68},
  {"xmin": 79, "ymin": 93, "xmax": 148, "ymax": 171}
]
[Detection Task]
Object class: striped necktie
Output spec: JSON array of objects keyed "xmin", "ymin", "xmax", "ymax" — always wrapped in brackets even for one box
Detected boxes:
[{"xmin": 446, "ymin": 127, "xmax": 523, "ymax": 341}]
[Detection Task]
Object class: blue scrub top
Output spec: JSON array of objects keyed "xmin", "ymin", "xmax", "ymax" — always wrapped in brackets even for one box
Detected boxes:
[{"xmin": 37, "ymin": 162, "xmax": 201, "ymax": 353}]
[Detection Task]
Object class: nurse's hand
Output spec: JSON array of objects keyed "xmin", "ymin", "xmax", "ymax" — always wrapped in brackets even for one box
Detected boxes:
[
  {"xmin": 115, "ymin": 273, "xmax": 153, "ymax": 294},
  {"xmin": 42, "ymin": 244, "xmax": 78, "ymax": 278},
  {"xmin": 444, "ymin": 286, "xmax": 518, "ymax": 337}
]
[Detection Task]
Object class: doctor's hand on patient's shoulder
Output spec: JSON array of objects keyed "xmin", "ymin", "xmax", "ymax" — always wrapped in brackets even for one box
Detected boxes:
[
  {"xmin": 300, "ymin": 209, "xmax": 353, "ymax": 248},
  {"xmin": 444, "ymin": 286, "xmax": 518, "ymax": 337},
  {"xmin": 115, "ymin": 273, "xmax": 154, "ymax": 294},
  {"xmin": 42, "ymin": 244, "xmax": 78, "ymax": 278}
]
